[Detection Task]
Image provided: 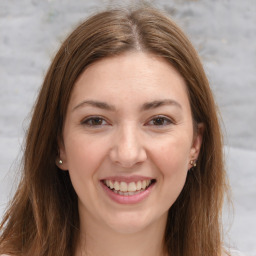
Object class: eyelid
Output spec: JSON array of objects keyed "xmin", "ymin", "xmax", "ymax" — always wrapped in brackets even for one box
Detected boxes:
[
  {"xmin": 145, "ymin": 115, "xmax": 174, "ymax": 127},
  {"xmin": 80, "ymin": 116, "xmax": 111, "ymax": 127},
  {"xmin": 80, "ymin": 115, "xmax": 175, "ymax": 128}
]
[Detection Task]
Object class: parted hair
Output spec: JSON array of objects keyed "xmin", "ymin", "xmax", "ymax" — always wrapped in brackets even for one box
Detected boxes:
[{"xmin": 0, "ymin": 5, "xmax": 229, "ymax": 256}]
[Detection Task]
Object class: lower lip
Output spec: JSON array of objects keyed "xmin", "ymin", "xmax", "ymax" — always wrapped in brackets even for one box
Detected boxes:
[{"xmin": 101, "ymin": 182, "xmax": 155, "ymax": 204}]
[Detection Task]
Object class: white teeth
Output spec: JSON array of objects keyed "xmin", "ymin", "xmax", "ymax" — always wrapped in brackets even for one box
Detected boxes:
[
  {"xmin": 104, "ymin": 179, "xmax": 153, "ymax": 193},
  {"xmin": 116, "ymin": 190, "xmax": 142, "ymax": 196},
  {"xmin": 120, "ymin": 182, "xmax": 128, "ymax": 192},
  {"xmin": 136, "ymin": 181, "xmax": 142, "ymax": 190},
  {"xmin": 142, "ymin": 180, "xmax": 147, "ymax": 189},
  {"xmin": 109, "ymin": 180, "xmax": 114, "ymax": 189},
  {"xmin": 128, "ymin": 182, "xmax": 137, "ymax": 192},
  {"xmin": 114, "ymin": 181, "xmax": 119, "ymax": 191}
]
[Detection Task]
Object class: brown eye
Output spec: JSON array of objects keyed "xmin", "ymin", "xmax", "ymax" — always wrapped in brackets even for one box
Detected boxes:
[
  {"xmin": 147, "ymin": 116, "xmax": 172, "ymax": 126},
  {"xmin": 81, "ymin": 117, "xmax": 108, "ymax": 127}
]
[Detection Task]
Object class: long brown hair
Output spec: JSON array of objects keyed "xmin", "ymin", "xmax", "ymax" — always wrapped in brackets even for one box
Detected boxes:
[{"xmin": 0, "ymin": 6, "xmax": 229, "ymax": 256}]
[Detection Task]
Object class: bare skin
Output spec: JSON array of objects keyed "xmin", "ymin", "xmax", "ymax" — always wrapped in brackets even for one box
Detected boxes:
[{"xmin": 59, "ymin": 52, "xmax": 203, "ymax": 256}]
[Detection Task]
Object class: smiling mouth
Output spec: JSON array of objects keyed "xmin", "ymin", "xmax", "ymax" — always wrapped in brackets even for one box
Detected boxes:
[{"xmin": 102, "ymin": 179, "xmax": 156, "ymax": 196}]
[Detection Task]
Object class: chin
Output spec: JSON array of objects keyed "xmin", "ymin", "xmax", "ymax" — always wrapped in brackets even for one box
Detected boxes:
[{"xmin": 104, "ymin": 210, "xmax": 165, "ymax": 235}]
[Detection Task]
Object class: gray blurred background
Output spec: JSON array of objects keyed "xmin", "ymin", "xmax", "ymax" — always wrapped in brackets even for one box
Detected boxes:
[{"xmin": 0, "ymin": 0, "xmax": 255, "ymax": 254}]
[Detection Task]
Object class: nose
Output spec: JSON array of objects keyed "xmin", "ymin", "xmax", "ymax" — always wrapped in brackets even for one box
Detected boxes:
[{"xmin": 109, "ymin": 124, "xmax": 147, "ymax": 168}]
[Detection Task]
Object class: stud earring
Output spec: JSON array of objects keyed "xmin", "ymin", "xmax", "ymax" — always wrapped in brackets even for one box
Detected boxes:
[
  {"xmin": 190, "ymin": 159, "xmax": 197, "ymax": 167},
  {"xmin": 58, "ymin": 159, "xmax": 63, "ymax": 165}
]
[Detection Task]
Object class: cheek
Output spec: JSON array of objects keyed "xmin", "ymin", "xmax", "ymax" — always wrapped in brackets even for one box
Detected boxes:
[
  {"xmin": 64, "ymin": 135, "xmax": 110, "ymax": 206},
  {"xmin": 151, "ymin": 136, "xmax": 192, "ymax": 174},
  {"xmin": 65, "ymin": 134, "xmax": 107, "ymax": 177},
  {"xmin": 149, "ymin": 136, "xmax": 191, "ymax": 204}
]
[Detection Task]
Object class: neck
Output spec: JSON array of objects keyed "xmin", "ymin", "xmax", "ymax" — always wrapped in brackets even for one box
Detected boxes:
[{"xmin": 75, "ymin": 212, "xmax": 168, "ymax": 256}]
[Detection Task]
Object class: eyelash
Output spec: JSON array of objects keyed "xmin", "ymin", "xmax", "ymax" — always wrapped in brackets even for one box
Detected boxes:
[
  {"xmin": 146, "ymin": 115, "xmax": 173, "ymax": 127},
  {"xmin": 81, "ymin": 116, "xmax": 109, "ymax": 127},
  {"xmin": 81, "ymin": 115, "xmax": 173, "ymax": 128}
]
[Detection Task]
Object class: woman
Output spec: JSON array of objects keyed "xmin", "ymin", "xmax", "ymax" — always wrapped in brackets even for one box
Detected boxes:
[{"xmin": 0, "ymin": 5, "xmax": 233, "ymax": 256}]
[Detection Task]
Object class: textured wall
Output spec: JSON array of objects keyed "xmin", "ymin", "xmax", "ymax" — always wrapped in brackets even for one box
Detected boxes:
[{"xmin": 0, "ymin": 0, "xmax": 255, "ymax": 254}]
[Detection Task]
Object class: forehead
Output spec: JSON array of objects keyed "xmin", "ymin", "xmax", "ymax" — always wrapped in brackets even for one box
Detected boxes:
[{"xmin": 69, "ymin": 51, "xmax": 190, "ymax": 111}]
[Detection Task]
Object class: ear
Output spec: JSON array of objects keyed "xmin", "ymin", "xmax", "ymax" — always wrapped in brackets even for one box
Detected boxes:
[
  {"xmin": 188, "ymin": 123, "xmax": 204, "ymax": 169},
  {"xmin": 56, "ymin": 137, "xmax": 69, "ymax": 171}
]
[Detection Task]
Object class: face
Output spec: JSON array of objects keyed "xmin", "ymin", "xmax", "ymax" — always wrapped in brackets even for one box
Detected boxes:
[{"xmin": 59, "ymin": 52, "xmax": 203, "ymax": 235}]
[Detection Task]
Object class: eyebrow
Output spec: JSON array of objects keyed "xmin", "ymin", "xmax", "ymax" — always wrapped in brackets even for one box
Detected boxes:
[
  {"xmin": 141, "ymin": 99, "xmax": 182, "ymax": 111},
  {"xmin": 72, "ymin": 100, "xmax": 116, "ymax": 112},
  {"xmin": 72, "ymin": 99, "xmax": 182, "ymax": 112}
]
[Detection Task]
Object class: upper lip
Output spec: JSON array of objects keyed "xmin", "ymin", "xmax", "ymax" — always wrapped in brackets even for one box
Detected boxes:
[{"xmin": 101, "ymin": 175, "xmax": 155, "ymax": 183}]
